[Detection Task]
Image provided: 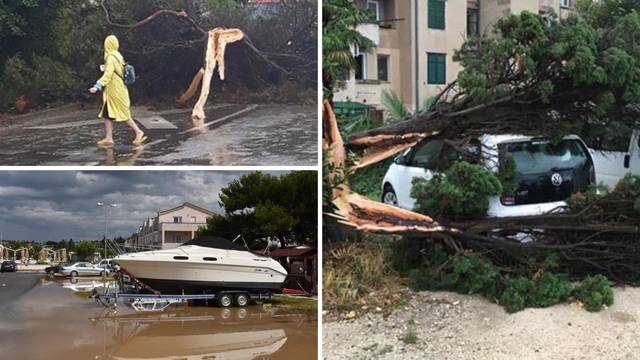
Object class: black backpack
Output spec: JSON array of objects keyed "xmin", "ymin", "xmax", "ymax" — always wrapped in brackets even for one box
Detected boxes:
[{"xmin": 111, "ymin": 54, "xmax": 136, "ymax": 85}]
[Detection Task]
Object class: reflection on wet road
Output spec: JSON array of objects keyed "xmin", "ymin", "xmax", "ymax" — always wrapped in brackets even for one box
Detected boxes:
[
  {"xmin": 0, "ymin": 274, "xmax": 317, "ymax": 359},
  {"xmin": 0, "ymin": 103, "xmax": 317, "ymax": 166}
]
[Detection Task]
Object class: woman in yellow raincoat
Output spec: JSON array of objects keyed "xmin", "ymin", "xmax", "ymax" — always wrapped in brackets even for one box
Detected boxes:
[{"xmin": 89, "ymin": 35, "xmax": 146, "ymax": 146}]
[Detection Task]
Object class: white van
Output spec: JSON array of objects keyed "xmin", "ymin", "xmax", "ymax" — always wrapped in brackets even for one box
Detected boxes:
[
  {"xmin": 589, "ymin": 129, "xmax": 640, "ymax": 189},
  {"xmin": 381, "ymin": 134, "xmax": 596, "ymax": 218}
]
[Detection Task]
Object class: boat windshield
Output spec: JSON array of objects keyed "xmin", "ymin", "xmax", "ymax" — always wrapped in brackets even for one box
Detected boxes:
[{"xmin": 179, "ymin": 236, "xmax": 247, "ymax": 251}]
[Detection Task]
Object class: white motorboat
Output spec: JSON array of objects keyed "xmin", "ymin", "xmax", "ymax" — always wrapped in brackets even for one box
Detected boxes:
[{"xmin": 113, "ymin": 236, "xmax": 287, "ymax": 294}]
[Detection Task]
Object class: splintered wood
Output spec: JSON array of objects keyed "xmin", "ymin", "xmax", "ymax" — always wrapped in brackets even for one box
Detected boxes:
[
  {"xmin": 188, "ymin": 28, "xmax": 244, "ymax": 121},
  {"xmin": 323, "ymin": 100, "xmax": 448, "ymax": 234}
]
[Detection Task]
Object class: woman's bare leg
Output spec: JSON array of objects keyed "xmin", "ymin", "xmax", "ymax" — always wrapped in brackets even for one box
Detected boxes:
[
  {"xmin": 97, "ymin": 119, "xmax": 114, "ymax": 145},
  {"xmin": 125, "ymin": 119, "xmax": 146, "ymax": 144}
]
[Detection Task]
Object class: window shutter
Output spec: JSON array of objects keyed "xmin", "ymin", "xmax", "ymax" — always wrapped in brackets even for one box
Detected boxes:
[
  {"xmin": 427, "ymin": 53, "xmax": 446, "ymax": 85},
  {"xmin": 428, "ymin": 54, "xmax": 436, "ymax": 83},
  {"xmin": 428, "ymin": 0, "xmax": 445, "ymax": 30}
]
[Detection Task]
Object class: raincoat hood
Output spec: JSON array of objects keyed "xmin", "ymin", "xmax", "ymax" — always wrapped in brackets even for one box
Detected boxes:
[{"xmin": 104, "ymin": 35, "xmax": 120, "ymax": 60}]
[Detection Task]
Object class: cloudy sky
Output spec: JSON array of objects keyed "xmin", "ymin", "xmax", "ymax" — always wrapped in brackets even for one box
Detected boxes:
[{"xmin": 0, "ymin": 170, "xmax": 288, "ymax": 242}]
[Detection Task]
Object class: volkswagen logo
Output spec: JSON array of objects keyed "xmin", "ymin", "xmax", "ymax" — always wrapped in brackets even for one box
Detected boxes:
[{"xmin": 551, "ymin": 173, "xmax": 563, "ymax": 186}]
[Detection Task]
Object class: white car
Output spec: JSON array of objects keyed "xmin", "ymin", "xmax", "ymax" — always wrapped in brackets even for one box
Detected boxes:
[
  {"xmin": 381, "ymin": 134, "xmax": 596, "ymax": 218},
  {"xmin": 589, "ymin": 129, "xmax": 640, "ymax": 189},
  {"xmin": 61, "ymin": 262, "xmax": 111, "ymax": 277},
  {"xmin": 95, "ymin": 259, "xmax": 120, "ymax": 272}
]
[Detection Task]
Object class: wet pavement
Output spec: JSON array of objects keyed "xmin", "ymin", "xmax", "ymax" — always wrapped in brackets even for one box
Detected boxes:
[
  {"xmin": 0, "ymin": 103, "xmax": 318, "ymax": 166},
  {"xmin": 0, "ymin": 273, "xmax": 317, "ymax": 359}
]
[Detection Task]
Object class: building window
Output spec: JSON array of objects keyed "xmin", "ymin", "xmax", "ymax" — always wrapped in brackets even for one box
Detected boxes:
[
  {"xmin": 377, "ymin": 55, "xmax": 389, "ymax": 82},
  {"xmin": 427, "ymin": 53, "xmax": 446, "ymax": 84},
  {"xmin": 428, "ymin": 0, "xmax": 445, "ymax": 30},
  {"xmin": 467, "ymin": 8, "xmax": 479, "ymax": 37},
  {"xmin": 176, "ymin": 234, "xmax": 183, "ymax": 242},
  {"xmin": 173, "ymin": 216, "xmax": 182, "ymax": 223},
  {"xmin": 367, "ymin": 0, "xmax": 379, "ymax": 21},
  {"xmin": 560, "ymin": 0, "xmax": 571, "ymax": 8},
  {"xmin": 355, "ymin": 48, "xmax": 367, "ymax": 80}
]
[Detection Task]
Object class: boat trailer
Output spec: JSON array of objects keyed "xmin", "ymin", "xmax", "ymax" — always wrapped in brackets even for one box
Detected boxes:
[{"xmin": 92, "ymin": 291, "xmax": 274, "ymax": 312}]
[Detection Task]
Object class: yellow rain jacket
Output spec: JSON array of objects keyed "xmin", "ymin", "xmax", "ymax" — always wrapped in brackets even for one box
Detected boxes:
[{"xmin": 96, "ymin": 35, "xmax": 131, "ymax": 122}]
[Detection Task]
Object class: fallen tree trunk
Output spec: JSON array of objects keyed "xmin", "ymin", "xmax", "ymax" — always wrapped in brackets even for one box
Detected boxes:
[
  {"xmin": 178, "ymin": 68, "xmax": 204, "ymax": 105},
  {"xmin": 192, "ymin": 28, "xmax": 244, "ymax": 122},
  {"xmin": 324, "ymin": 101, "xmax": 640, "ymax": 283}
]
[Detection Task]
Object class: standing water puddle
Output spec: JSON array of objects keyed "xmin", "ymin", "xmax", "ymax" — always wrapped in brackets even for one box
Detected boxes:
[{"xmin": 0, "ymin": 275, "xmax": 317, "ymax": 359}]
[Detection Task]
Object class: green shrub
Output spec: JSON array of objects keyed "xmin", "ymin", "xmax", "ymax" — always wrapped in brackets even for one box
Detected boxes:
[
  {"xmin": 498, "ymin": 153, "xmax": 519, "ymax": 195},
  {"xmin": 394, "ymin": 242, "xmax": 607, "ymax": 314},
  {"xmin": 411, "ymin": 161, "xmax": 503, "ymax": 220},
  {"xmin": 499, "ymin": 276, "xmax": 529, "ymax": 313},
  {"xmin": 500, "ymin": 272, "xmax": 573, "ymax": 313},
  {"xmin": 575, "ymin": 274, "xmax": 614, "ymax": 312},
  {"xmin": 350, "ymin": 159, "xmax": 392, "ymax": 201},
  {"xmin": 387, "ymin": 237, "xmax": 434, "ymax": 274},
  {"xmin": 407, "ymin": 250, "xmax": 500, "ymax": 299}
]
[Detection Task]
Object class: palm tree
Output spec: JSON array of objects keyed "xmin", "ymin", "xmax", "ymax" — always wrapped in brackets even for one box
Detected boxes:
[
  {"xmin": 381, "ymin": 89, "xmax": 436, "ymax": 122},
  {"xmin": 323, "ymin": 0, "xmax": 375, "ymax": 101}
]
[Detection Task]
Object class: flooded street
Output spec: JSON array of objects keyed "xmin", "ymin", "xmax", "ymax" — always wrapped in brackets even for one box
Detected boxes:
[
  {"xmin": 0, "ymin": 103, "xmax": 317, "ymax": 166},
  {"xmin": 0, "ymin": 273, "xmax": 317, "ymax": 360}
]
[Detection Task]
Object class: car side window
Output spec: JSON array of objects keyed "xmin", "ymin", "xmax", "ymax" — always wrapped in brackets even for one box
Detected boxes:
[
  {"xmin": 437, "ymin": 143, "xmax": 460, "ymax": 171},
  {"xmin": 410, "ymin": 139, "xmax": 443, "ymax": 168}
]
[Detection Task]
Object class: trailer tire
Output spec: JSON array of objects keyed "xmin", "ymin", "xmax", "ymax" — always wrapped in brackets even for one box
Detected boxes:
[
  {"xmin": 235, "ymin": 293, "xmax": 249, "ymax": 307},
  {"xmin": 218, "ymin": 293, "xmax": 233, "ymax": 308}
]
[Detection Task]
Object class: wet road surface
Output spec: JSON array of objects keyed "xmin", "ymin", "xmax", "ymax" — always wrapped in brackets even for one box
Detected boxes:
[
  {"xmin": 0, "ymin": 103, "xmax": 317, "ymax": 166},
  {"xmin": 0, "ymin": 274, "xmax": 317, "ymax": 359},
  {"xmin": 0, "ymin": 272, "xmax": 41, "ymax": 311}
]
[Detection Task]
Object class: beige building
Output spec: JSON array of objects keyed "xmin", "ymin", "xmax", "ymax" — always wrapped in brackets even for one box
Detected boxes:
[
  {"xmin": 128, "ymin": 202, "xmax": 217, "ymax": 250},
  {"xmin": 334, "ymin": 0, "xmax": 577, "ymax": 111}
]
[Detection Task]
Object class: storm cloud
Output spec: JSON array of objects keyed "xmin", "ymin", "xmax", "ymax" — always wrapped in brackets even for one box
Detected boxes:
[{"xmin": 0, "ymin": 170, "xmax": 289, "ymax": 242}]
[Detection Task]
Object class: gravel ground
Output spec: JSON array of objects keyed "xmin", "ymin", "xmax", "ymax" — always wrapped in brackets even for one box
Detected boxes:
[{"xmin": 323, "ymin": 287, "xmax": 640, "ymax": 360}]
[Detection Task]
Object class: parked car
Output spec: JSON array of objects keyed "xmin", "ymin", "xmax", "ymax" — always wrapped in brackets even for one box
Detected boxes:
[
  {"xmin": 45, "ymin": 262, "xmax": 69, "ymax": 276},
  {"xmin": 1, "ymin": 260, "xmax": 17, "ymax": 272},
  {"xmin": 589, "ymin": 129, "xmax": 640, "ymax": 189},
  {"xmin": 95, "ymin": 259, "xmax": 120, "ymax": 272},
  {"xmin": 60, "ymin": 262, "xmax": 111, "ymax": 277},
  {"xmin": 381, "ymin": 134, "xmax": 595, "ymax": 218}
]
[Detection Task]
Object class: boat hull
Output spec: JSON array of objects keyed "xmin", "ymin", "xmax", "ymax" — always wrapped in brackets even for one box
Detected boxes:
[{"xmin": 114, "ymin": 255, "xmax": 287, "ymax": 295}]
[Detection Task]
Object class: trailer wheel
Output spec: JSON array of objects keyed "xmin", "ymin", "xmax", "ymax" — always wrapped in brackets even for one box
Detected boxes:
[
  {"xmin": 235, "ymin": 293, "xmax": 249, "ymax": 307},
  {"xmin": 218, "ymin": 293, "xmax": 233, "ymax": 308}
]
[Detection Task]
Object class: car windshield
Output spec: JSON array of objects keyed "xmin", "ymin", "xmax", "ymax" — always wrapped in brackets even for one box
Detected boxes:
[{"xmin": 500, "ymin": 139, "xmax": 588, "ymax": 175}]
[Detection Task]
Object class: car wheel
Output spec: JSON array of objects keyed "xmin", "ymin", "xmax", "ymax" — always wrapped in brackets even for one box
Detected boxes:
[
  {"xmin": 235, "ymin": 293, "xmax": 249, "ymax": 307},
  {"xmin": 100, "ymin": 271, "xmax": 106, "ymax": 277},
  {"xmin": 70, "ymin": 270, "xmax": 78, "ymax": 277},
  {"xmin": 382, "ymin": 185, "xmax": 398, "ymax": 206},
  {"xmin": 218, "ymin": 293, "xmax": 233, "ymax": 308}
]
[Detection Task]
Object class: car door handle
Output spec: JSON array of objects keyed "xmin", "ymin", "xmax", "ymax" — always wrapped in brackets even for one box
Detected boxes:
[{"xmin": 624, "ymin": 154, "xmax": 630, "ymax": 169}]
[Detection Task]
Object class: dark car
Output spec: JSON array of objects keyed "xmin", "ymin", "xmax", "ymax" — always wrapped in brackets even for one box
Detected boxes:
[
  {"xmin": 45, "ymin": 263, "xmax": 67, "ymax": 276},
  {"xmin": 1, "ymin": 260, "xmax": 17, "ymax": 272}
]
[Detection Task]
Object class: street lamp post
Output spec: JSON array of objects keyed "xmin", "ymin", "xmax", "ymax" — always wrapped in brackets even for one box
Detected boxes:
[{"xmin": 97, "ymin": 202, "xmax": 117, "ymax": 278}]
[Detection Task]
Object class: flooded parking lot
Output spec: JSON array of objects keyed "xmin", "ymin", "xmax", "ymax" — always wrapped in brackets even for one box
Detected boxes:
[
  {"xmin": 0, "ymin": 103, "xmax": 317, "ymax": 166},
  {"xmin": 0, "ymin": 272, "xmax": 317, "ymax": 359}
]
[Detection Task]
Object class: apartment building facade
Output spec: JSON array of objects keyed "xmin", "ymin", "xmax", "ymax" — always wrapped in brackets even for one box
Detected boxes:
[
  {"xmin": 128, "ymin": 202, "xmax": 217, "ymax": 250},
  {"xmin": 334, "ymin": 0, "xmax": 577, "ymax": 111}
]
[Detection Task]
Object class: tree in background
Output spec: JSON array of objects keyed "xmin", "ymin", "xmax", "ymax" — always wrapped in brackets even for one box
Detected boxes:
[
  {"xmin": 198, "ymin": 171, "xmax": 317, "ymax": 248},
  {"xmin": 322, "ymin": 0, "xmax": 374, "ymax": 100},
  {"xmin": 74, "ymin": 241, "xmax": 97, "ymax": 260},
  {"xmin": 0, "ymin": 0, "xmax": 316, "ymax": 113},
  {"xmin": 349, "ymin": 1, "xmax": 640, "ymax": 160}
]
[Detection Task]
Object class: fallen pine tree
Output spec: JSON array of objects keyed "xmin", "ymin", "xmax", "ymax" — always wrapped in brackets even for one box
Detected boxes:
[{"xmin": 324, "ymin": 3, "xmax": 640, "ymax": 285}]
